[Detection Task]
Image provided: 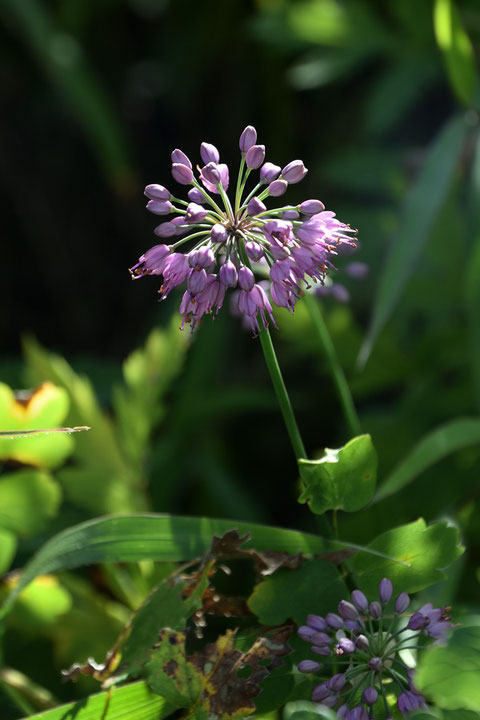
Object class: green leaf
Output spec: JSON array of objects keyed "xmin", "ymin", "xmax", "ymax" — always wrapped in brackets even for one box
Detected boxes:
[
  {"xmin": 23, "ymin": 337, "xmax": 146, "ymax": 513},
  {"xmin": 351, "ymin": 519, "xmax": 464, "ymax": 595},
  {"xmin": 120, "ymin": 565, "xmax": 210, "ymax": 677},
  {"xmin": 0, "ymin": 528, "xmax": 16, "ymax": 574},
  {"xmin": 0, "ymin": 469, "xmax": 61, "ymax": 536},
  {"xmin": 466, "ymin": 131, "xmax": 480, "ymax": 411},
  {"xmin": 434, "ymin": 0, "xmax": 477, "ymax": 106},
  {"xmin": 248, "ymin": 558, "xmax": 346, "ymax": 625},
  {"xmin": 284, "ymin": 700, "xmax": 338, "ymax": 720},
  {"xmin": 298, "ymin": 435, "xmax": 377, "ymax": 515},
  {"xmin": 147, "ymin": 630, "xmax": 204, "ymax": 708},
  {"xmin": 0, "ymin": 382, "xmax": 73, "ymax": 469},
  {"xmin": 359, "ymin": 115, "xmax": 467, "ymax": 365},
  {"xmin": 416, "ymin": 626, "xmax": 480, "ymax": 710},
  {"xmin": 374, "ymin": 418, "xmax": 480, "ymax": 502},
  {"xmin": 0, "ymin": 514, "xmax": 326, "ymax": 620},
  {"xmin": 22, "ymin": 680, "xmax": 175, "ymax": 720}
]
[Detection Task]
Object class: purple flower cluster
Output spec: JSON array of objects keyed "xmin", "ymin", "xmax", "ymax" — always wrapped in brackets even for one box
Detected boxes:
[
  {"xmin": 298, "ymin": 578, "xmax": 452, "ymax": 718},
  {"xmin": 130, "ymin": 125, "xmax": 356, "ymax": 333}
]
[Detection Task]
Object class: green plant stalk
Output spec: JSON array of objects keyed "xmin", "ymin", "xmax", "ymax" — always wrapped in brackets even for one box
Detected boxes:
[
  {"xmin": 259, "ymin": 325, "xmax": 307, "ymax": 460},
  {"xmin": 303, "ymin": 292, "xmax": 362, "ymax": 437}
]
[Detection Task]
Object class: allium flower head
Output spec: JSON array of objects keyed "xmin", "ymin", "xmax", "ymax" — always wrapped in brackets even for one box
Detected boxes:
[
  {"xmin": 298, "ymin": 578, "xmax": 453, "ymax": 718},
  {"xmin": 130, "ymin": 126, "xmax": 357, "ymax": 333}
]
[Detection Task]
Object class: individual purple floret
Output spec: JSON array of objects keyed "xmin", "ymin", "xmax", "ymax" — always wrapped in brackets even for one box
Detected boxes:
[
  {"xmin": 297, "ymin": 577, "xmax": 453, "ymax": 718},
  {"xmin": 130, "ymin": 125, "xmax": 357, "ymax": 333}
]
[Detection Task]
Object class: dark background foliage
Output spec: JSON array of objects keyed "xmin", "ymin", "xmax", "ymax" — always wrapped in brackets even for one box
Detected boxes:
[{"xmin": 1, "ymin": 1, "xmax": 480, "ymax": 710}]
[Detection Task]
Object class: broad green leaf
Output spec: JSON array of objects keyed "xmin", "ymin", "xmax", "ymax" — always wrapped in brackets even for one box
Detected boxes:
[
  {"xmin": 298, "ymin": 435, "xmax": 377, "ymax": 515},
  {"xmin": 23, "ymin": 680, "xmax": 174, "ymax": 720},
  {"xmin": 351, "ymin": 519, "xmax": 464, "ymax": 595},
  {"xmin": 248, "ymin": 558, "xmax": 346, "ymax": 625},
  {"xmin": 23, "ymin": 338, "xmax": 146, "ymax": 513},
  {"xmin": 0, "ymin": 469, "xmax": 61, "ymax": 535},
  {"xmin": 120, "ymin": 565, "xmax": 210, "ymax": 677},
  {"xmin": 434, "ymin": 0, "xmax": 477, "ymax": 106},
  {"xmin": 0, "ymin": 382, "xmax": 73, "ymax": 469},
  {"xmin": 0, "ymin": 528, "xmax": 16, "ymax": 574},
  {"xmin": 374, "ymin": 418, "xmax": 480, "ymax": 502},
  {"xmin": 359, "ymin": 115, "xmax": 467, "ymax": 365},
  {"xmin": 284, "ymin": 700, "xmax": 338, "ymax": 720},
  {"xmin": 416, "ymin": 626, "xmax": 480, "ymax": 710},
  {"xmin": 0, "ymin": 514, "xmax": 326, "ymax": 619},
  {"xmin": 113, "ymin": 322, "xmax": 189, "ymax": 469}
]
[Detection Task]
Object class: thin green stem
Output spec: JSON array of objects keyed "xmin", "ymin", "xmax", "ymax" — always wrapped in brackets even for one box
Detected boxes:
[
  {"xmin": 258, "ymin": 326, "xmax": 307, "ymax": 460},
  {"xmin": 303, "ymin": 292, "xmax": 362, "ymax": 437}
]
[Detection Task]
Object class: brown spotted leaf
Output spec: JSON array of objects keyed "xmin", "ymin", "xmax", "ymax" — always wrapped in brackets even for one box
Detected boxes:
[
  {"xmin": 146, "ymin": 626, "xmax": 291, "ymax": 719},
  {"xmin": 208, "ymin": 529, "xmax": 303, "ymax": 576}
]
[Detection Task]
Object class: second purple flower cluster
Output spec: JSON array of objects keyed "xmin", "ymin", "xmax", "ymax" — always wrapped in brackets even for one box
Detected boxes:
[{"xmin": 130, "ymin": 125, "xmax": 356, "ymax": 333}]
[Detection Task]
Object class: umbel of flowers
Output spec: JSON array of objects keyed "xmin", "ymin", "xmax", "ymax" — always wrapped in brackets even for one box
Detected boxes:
[
  {"xmin": 130, "ymin": 125, "xmax": 356, "ymax": 333},
  {"xmin": 298, "ymin": 578, "xmax": 452, "ymax": 719}
]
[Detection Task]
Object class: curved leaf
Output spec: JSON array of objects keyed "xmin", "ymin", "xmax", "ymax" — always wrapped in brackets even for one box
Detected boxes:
[
  {"xmin": 434, "ymin": 0, "xmax": 477, "ymax": 106},
  {"xmin": 374, "ymin": 417, "xmax": 480, "ymax": 502},
  {"xmin": 0, "ymin": 514, "xmax": 326, "ymax": 619},
  {"xmin": 359, "ymin": 115, "xmax": 467, "ymax": 365},
  {"xmin": 23, "ymin": 680, "xmax": 174, "ymax": 720}
]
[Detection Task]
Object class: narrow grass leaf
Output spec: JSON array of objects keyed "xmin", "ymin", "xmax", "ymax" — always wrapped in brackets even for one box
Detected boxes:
[
  {"xmin": 359, "ymin": 115, "xmax": 467, "ymax": 365},
  {"xmin": 374, "ymin": 417, "xmax": 480, "ymax": 502}
]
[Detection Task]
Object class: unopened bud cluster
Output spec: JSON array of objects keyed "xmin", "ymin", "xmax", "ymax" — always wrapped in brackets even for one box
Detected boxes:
[
  {"xmin": 130, "ymin": 125, "xmax": 356, "ymax": 333},
  {"xmin": 298, "ymin": 578, "xmax": 452, "ymax": 719}
]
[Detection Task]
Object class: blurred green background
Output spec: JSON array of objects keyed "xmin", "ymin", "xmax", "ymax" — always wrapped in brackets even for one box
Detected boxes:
[{"xmin": 1, "ymin": 0, "xmax": 480, "ymax": 713}]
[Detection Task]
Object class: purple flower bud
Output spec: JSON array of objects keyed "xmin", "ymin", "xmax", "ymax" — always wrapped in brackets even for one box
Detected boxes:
[
  {"xmin": 330, "ymin": 283, "xmax": 350, "ymax": 304},
  {"xmin": 298, "ymin": 625, "xmax": 317, "ymax": 642},
  {"xmin": 201, "ymin": 162, "xmax": 221, "ymax": 186},
  {"xmin": 239, "ymin": 125, "xmax": 257, "ymax": 153},
  {"xmin": 281, "ymin": 209, "xmax": 299, "ymax": 220},
  {"xmin": 245, "ymin": 241, "xmax": 264, "ymax": 262},
  {"xmin": 355, "ymin": 634, "xmax": 369, "ymax": 651},
  {"xmin": 326, "ymin": 613, "xmax": 343, "ymax": 630},
  {"xmin": 297, "ymin": 660, "xmax": 322, "ymax": 673},
  {"xmin": 189, "ymin": 247, "xmax": 214, "ymax": 269},
  {"xmin": 300, "ymin": 199, "xmax": 325, "ymax": 215},
  {"xmin": 345, "ymin": 261, "xmax": 369, "ymax": 279},
  {"xmin": 129, "ymin": 244, "xmax": 171, "ymax": 278},
  {"xmin": 335, "ymin": 638, "xmax": 355, "ymax": 655},
  {"xmin": 368, "ymin": 656, "xmax": 383, "ymax": 673},
  {"xmin": 245, "ymin": 144, "xmax": 265, "ymax": 169},
  {"xmin": 172, "ymin": 163, "xmax": 193, "ymax": 185},
  {"xmin": 363, "ymin": 686, "xmax": 378, "ymax": 706},
  {"xmin": 328, "ymin": 673, "xmax": 346, "ymax": 692},
  {"xmin": 320, "ymin": 696, "xmax": 337, "ymax": 709},
  {"xmin": 187, "ymin": 268, "xmax": 208, "ymax": 295},
  {"xmin": 369, "ymin": 601, "xmax": 382, "ymax": 619},
  {"xmin": 144, "ymin": 184, "xmax": 171, "ymax": 201},
  {"xmin": 188, "ymin": 187, "xmax": 205, "ymax": 204},
  {"xmin": 171, "ymin": 149, "xmax": 192, "ymax": 168},
  {"xmin": 268, "ymin": 179, "xmax": 288, "ymax": 197},
  {"xmin": 146, "ymin": 200, "xmax": 173, "ymax": 215},
  {"xmin": 312, "ymin": 645, "xmax": 331, "ymax": 656},
  {"xmin": 211, "ymin": 224, "xmax": 228, "ymax": 243},
  {"xmin": 379, "ymin": 578, "xmax": 393, "ymax": 604},
  {"xmin": 337, "ymin": 705, "xmax": 348, "ymax": 719},
  {"xmin": 394, "ymin": 592, "xmax": 410, "ymax": 614},
  {"xmin": 247, "ymin": 196, "xmax": 266, "ymax": 216},
  {"xmin": 312, "ymin": 683, "xmax": 331, "ymax": 702},
  {"xmin": 154, "ymin": 221, "xmax": 177, "ymax": 237},
  {"xmin": 310, "ymin": 631, "xmax": 331, "ymax": 646},
  {"xmin": 338, "ymin": 600, "xmax": 358, "ymax": 621},
  {"xmin": 407, "ymin": 612, "xmax": 429, "ymax": 631},
  {"xmin": 219, "ymin": 260, "xmax": 238, "ymax": 288},
  {"xmin": 344, "ymin": 620, "xmax": 359, "ymax": 633},
  {"xmin": 306, "ymin": 614, "xmax": 327, "ymax": 632},
  {"xmin": 351, "ymin": 590, "xmax": 368, "ymax": 612},
  {"xmin": 281, "ymin": 159, "xmax": 307, "ymax": 184},
  {"xmin": 185, "ymin": 202, "xmax": 208, "ymax": 223},
  {"xmin": 398, "ymin": 691, "xmax": 427, "ymax": 716},
  {"xmin": 200, "ymin": 142, "xmax": 220, "ymax": 165},
  {"xmin": 260, "ymin": 162, "xmax": 281, "ymax": 183},
  {"xmin": 238, "ymin": 266, "xmax": 255, "ymax": 291}
]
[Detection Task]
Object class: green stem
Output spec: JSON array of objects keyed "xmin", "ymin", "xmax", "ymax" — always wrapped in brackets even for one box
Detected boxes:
[
  {"xmin": 303, "ymin": 292, "xmax": 362, "ymax": 437},
  {"xmin": 259, "ymin": 325, "xmax": 307, "ymax": 460}
]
